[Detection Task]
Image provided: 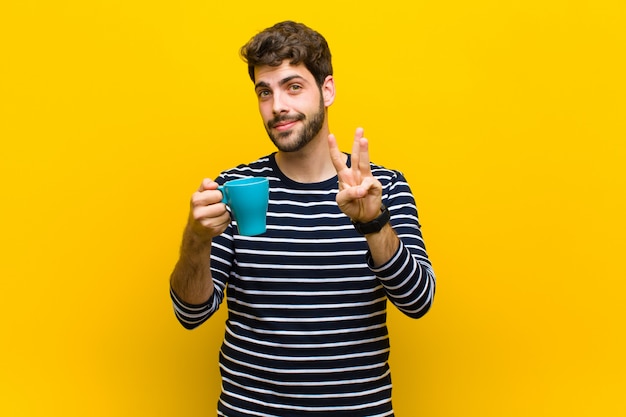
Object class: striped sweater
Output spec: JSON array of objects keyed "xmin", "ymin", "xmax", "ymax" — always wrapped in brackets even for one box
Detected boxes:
[{"xmin": 171, "ymin": 153, "xmax": 436, "ymax": 417}]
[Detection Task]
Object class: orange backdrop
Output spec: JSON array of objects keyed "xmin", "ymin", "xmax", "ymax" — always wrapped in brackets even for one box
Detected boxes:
[{"xmin": 1, "ymin": 1, "xmax": 625, "ymax": 416}]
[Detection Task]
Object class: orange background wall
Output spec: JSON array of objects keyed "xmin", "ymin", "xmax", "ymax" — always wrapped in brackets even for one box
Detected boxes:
[{"xmin": 1, "ymin": 1, "xmax": 625, "ymax": 416}]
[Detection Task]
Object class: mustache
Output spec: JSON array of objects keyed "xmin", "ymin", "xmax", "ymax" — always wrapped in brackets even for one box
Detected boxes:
[{"xmin": 267, "ymin": 114, "xmax": 305, "ymax": 128}]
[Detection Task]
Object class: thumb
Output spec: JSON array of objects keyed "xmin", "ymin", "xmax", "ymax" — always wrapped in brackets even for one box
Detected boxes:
[{"xmin": 199, "ymin": 178, "xmax": 219, "ymax": 191}]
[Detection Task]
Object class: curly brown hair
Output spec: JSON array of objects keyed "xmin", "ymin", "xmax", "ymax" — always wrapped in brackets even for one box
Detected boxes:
[{"xmin": 240, "ymin": 21, "xmax": 333, "ymax": 87}]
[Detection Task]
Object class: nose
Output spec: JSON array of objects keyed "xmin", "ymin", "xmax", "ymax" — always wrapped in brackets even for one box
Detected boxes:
[{"xmin": 271, "ymin": 91, "xmax": 289, "ymax": 115}]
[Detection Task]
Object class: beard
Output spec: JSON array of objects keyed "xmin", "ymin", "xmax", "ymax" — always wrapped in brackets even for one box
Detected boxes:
[{"xmin": 265, "ymin": 95, "xmax": 325, "ymax": 153}]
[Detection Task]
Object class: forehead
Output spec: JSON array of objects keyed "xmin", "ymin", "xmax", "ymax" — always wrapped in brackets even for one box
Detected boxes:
[{"xmin": 253, "ymin": 61, "xmax": 315, "ymax": 86}]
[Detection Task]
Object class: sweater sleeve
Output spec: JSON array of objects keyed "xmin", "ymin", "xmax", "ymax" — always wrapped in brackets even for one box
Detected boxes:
[
  {"xmin": 367, "ymin": 169, "xmax": 436, "ymax": 318},
  {"xmin": 170, "ymin": 229, "xmax": 234, "ymax": 330},
  {"xmin": 170, "ymin": 286, "xmax": 220, "ymax": 330},
  {"xmin": 367, "ymin": 240, "xmax": 436, "ymax": 318}
]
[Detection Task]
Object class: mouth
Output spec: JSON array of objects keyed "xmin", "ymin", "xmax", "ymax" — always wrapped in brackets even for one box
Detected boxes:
[
  {"xmin": 273, "ymin": 120, "xmax": 298, "ymax": 132},
  {"xmin": 269, "ymin": 115, "xmax": 304, "ymax": 132}
]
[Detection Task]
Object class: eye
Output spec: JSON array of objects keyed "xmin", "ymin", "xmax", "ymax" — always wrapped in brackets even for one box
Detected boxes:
[
  {"xmin": 257, "ymin": 89, "xmax": 271, "ymax": 99},
  {"xmin": 288, "ymin": 84, "xmax": 303, "ymax": 92}
]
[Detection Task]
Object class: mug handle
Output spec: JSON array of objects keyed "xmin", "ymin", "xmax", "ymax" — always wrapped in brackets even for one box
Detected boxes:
[{"xmin": 217, "ymin": 185, "xmax": 228, "ymax": 204}]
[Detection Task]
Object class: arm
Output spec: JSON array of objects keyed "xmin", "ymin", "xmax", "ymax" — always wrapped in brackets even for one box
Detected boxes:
[
  {"xmin": 169, "ymin": 179, "xmax": 230, "ymax": 328},
  {"xmin": 368, "ymin": 175, "xmax": 436, "ymax": 318},
  {"xmin": 170, "ymin": 225, "xmax": 214, "ymax": 303},
  {"xmin": 329, "ymin": 128, "xmax": 436, "ymax": 318}
]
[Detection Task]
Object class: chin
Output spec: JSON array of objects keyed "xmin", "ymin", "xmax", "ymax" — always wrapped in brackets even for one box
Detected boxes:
[
  {"xmin": 276, "ymin": 143, "xmax": 303, "ymax": 153},
  {"xmin": 270, "ymin": 132, "xmax": 300, "ymax": 151}
]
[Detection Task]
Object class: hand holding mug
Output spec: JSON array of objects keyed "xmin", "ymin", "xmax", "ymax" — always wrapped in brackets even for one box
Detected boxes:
[
  {"xmin": 190, "ymin": 177, "xmax": 269, "ymax": 238},
  {"xmin": 189, "ymin": 179, "xmax": 231, "ymax": 241}
]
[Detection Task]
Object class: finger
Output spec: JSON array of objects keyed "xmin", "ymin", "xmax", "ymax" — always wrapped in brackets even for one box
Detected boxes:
[
  {"xmin": 198, "ymin": 178, "xmax": 219, "ymax": 192},
  {"xmin": 328, "ymin": 133, "xmax": 348, "ymax": 174},
  {"xmin": 191, "ymin": 205, "xmax": 231, "ymax": 237},
  {"xmin": 351, "ymin": 128, "xmax": 364, "ymax": 183},
  {"xmin": 359, "ymin": 176, "xmax": 382, "ymax": 199},
  {"xmin": 335, "ymin": 187, "xmax": 363, "ymax": 209},
  {"xmin": 358, "ymin": 137, "xmax": 373, "ymax": 176},
  {"xmin": 191, "ymin": 189, "xmax": 224, "ymax": 208},
  {"xmin": 193, "ymin": 202, "xmax": 228, "ymax": 223}
]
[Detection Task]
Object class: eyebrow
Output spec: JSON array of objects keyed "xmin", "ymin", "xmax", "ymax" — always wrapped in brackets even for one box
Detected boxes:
[{"xmin": 254, "ymin": 75, "xmax": 307, "ymax": 91}]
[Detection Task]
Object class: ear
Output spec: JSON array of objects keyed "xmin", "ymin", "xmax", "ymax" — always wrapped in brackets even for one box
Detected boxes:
[{"xmin": 321, "ymin": 75, "xmax": 336, "ymax": 107}]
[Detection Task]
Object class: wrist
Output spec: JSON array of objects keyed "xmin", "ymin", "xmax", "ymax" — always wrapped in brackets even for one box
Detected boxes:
[
  {"xmin": 352, "ymin": 205, "xmax": 390, "ymax": 235},
  {"xmin": 183, "ymin": 224, "xmax": 214, "ymax": 249}
]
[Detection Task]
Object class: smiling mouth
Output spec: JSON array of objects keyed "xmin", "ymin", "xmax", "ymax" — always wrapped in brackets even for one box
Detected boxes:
[
  {"xmin": 274, "ymin": 121, "xmax": 298, "ymax": 131},
  {"xmin": 269, "ymin": 115, "xmax": 304, "ymax": 131}
]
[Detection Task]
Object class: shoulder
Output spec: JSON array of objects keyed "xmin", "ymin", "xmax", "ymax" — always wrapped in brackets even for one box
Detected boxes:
[
  {"xmin": 367, "ymin": 161, "xmax": 414, "ymax": 204},
  {"xmin": 369, "ymin": 161, "xmax": 407, "ymax": 186}
]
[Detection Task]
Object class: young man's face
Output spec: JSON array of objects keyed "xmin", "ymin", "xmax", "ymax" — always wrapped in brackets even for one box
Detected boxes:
[{"xmin": 254, "ymin": 61, "xmax": 333, "ymax": 153}]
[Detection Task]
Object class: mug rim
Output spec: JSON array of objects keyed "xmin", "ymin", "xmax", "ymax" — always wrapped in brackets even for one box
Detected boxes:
[{"xmin": 224, "ymin": 177, "xmax": 268, "ymax": 187}]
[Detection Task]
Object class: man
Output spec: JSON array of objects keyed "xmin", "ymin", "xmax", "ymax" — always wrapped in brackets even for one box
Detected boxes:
[{"xmin": 170, "ymin": 21, "xmax": 436, "ymax": 417}]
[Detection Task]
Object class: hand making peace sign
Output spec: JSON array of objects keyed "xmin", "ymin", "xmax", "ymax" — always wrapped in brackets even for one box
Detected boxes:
[{"xmin": 329, "ymin": 127, "xmax": 384, "ymax": 224}]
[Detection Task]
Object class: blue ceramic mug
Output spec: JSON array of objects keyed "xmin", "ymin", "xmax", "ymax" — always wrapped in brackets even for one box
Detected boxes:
[{"xmin": 218, "ymin": 177, "xmax": 269, "ymax": 236}]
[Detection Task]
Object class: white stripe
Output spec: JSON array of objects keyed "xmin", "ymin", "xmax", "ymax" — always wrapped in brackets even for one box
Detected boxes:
[
  {"xmin": 228, "ymin": 295, "xmax": 387, "ymax": 311},
  {"xmin": 232, "ymin": 273, "xmax": 376, "ymax": 283},
  {"xmin": 221, "ymin": 375, "xmax": 392, "ymax": 399},
  {"xmin": 234, "ymin": 248, "xmax": 366, "ymax": 257},
  {"xmin": 229, "ymin": 308, "xmax": 386, "ymax": 323},
  {"xmin": 222, "ymin": 389, "xmax": 391, "ymax": 412},
  {"xmin": 234, "ymin": 261, "xmax": 368, "ymax": 270},
  {"xmin": 220, "ymin": 351, "xmax": 388, "ymax": 374},
  {"xmin": 229, "ymin": 320, "xmax": 386, "ymax": 336},
  {"xmin": 221, "ymin": 364, "xmax": 391, "ymax": 387},
  {"xmin": 225, "ymin": 325, "xmax": 388, "ymax": 349},
  {"xmin": 227, "ymin": 285, "xmax": 381, "ymax": 298}
]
